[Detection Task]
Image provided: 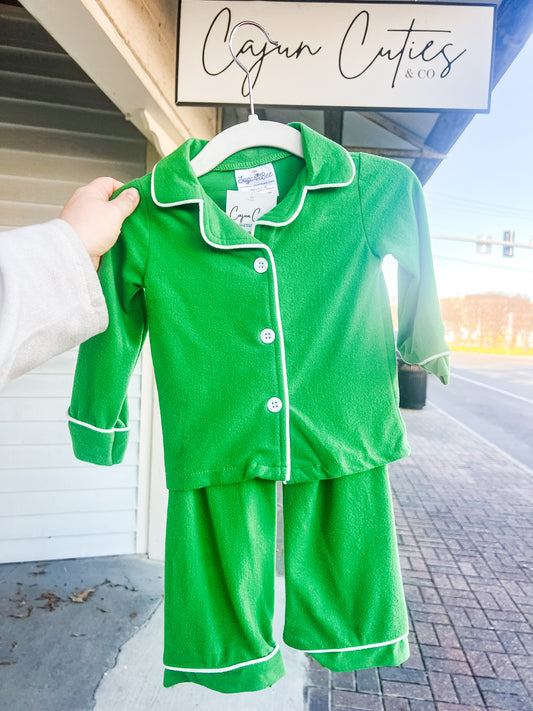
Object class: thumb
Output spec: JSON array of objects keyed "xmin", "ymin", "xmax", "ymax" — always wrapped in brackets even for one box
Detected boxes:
[{"xmin": 112, "ymin": 187, "xmax": 140, "ymax": 219}]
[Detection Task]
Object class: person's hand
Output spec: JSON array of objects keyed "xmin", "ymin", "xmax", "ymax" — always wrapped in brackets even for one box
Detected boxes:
[{"xmin": 60, "ymin": 177, "xmax": 140, "ymax": 269}]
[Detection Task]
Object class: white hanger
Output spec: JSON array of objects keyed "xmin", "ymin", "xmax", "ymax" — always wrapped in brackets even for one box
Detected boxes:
[{"xmin": 190, "ymin": 20, "xmax": 304, "ymax": 177}]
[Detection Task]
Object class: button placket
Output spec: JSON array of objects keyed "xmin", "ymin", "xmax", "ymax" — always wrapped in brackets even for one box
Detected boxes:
[
  {"xmin": 250, "ymin": 242, "xmax": 290, "ymax": 480},
  {"xmin": 255, "ymin": 255, "xmax": 280, "ymax": 411},
  {"xmin": 197, "ymin": 217, "xmax": 291, "ymax": 480}
]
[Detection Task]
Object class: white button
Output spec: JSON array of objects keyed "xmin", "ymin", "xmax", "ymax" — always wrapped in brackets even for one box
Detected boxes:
[
  {"xmin": 267, "ymin": 397, "xmax": 283, "ymax": 413},
  {"xmin": 260, "ymin": 328, "xmax": 276, "ymax": 344},
  {"xmin": 254, "ymin": 257, "xmax": 269, "ymax": 273}
]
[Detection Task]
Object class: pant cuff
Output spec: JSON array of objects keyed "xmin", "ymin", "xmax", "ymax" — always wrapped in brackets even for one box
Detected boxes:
[
  {"xmin": 163, "ymin": 646, "xmax": 286, "ymax": 693},
  {"xmin": 295, "ymin": 633, "xmax": 410, "ymax": 672}
]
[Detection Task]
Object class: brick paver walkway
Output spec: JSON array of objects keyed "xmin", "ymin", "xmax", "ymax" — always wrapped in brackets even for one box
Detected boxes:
[{"xmin": 304, "ymin": 405, "xmax": 533, "ymax": 711}]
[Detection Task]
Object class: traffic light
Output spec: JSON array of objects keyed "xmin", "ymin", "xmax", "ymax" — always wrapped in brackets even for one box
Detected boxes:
[
  {"xmin": 476, "ymin": 236, "xmax": 492, "ymax": 254},
  {"xmin": 503, "ymin": 230, "xmax": 515, "ymax": 257}
]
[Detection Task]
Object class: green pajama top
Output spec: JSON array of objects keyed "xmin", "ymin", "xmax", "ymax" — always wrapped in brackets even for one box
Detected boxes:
[{"xmin": 68, "ymin": 122, "xmax": 449, "ymax": 491}]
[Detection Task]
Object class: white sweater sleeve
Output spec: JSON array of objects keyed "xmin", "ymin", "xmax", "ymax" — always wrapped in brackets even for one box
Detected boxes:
[{"xmin": 0, "ymin": 219, "xmax": 108, "ymax": 389}]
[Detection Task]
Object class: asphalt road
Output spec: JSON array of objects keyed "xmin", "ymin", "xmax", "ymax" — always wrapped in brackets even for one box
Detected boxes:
[{"xmin": 427, "ymin": 351, "xmax": 533, "ymax": 471}]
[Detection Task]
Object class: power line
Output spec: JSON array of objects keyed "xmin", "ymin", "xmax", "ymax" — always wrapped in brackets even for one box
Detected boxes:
[
  {"xmin": 425, "ymin": 192, "xmax": 533, "ymax": 221},
  {"xmin": 425, "ymin": 191, "xmax": 533, "ymax": 218},
  {"xmin": 433, "ymin": 254, "xmax": 533, "ymax": 274}
]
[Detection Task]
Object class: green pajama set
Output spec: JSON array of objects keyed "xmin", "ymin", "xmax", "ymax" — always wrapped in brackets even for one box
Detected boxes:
[{"xmin": 68, "ymin": 123, "xmax": 449, "ymax": 693}]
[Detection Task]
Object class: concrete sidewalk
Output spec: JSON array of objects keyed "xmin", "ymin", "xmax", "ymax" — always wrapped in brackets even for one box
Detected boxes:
[{"xmin": 1, "ymin": 404, "xmax": 532, "ymax": 711}]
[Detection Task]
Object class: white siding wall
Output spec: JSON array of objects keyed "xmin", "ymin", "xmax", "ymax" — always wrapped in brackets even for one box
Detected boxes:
[{"xmin": 0, "ymin": 3, "xmax": 147, "ymax": 563}]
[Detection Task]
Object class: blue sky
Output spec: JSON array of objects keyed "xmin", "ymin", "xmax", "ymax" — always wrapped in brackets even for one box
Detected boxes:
[
  {"xmin": 384, "ymin": 33, "xmax": 533, "ymax": 300},
  {"xmin": 424, "ymin": 33, "xmax": 533, "ymax": 299}
]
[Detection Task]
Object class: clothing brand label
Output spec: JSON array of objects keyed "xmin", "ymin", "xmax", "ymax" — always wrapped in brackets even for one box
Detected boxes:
[
  {"xmin": 226, "ymin": 190, "xmax": 277, "ymax": 233},
  {"xmin": 235, "ymin": 164, "xmax": 279, "ymax": 195}
]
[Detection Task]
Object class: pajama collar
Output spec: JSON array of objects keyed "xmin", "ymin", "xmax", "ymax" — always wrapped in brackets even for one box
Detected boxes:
[{"xmin": 150, "ymin": 122, "xmax": 356, "ymax": 247}]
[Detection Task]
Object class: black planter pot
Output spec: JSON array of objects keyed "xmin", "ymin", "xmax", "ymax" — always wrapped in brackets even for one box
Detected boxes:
[{"xmin": 397, "ymin": 359, "xmax": 427, "ymax": 409}]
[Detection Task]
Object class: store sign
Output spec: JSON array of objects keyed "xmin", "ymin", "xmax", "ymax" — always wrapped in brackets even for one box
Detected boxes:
[{"xmin": 176, "ymin": 1, "xmax": 495, "ymax": 112}]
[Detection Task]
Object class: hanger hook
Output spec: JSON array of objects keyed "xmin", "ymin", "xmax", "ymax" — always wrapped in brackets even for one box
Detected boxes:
[{"xmin": 228, "ymin": 21, "xmax": 279, "ymax": 117}]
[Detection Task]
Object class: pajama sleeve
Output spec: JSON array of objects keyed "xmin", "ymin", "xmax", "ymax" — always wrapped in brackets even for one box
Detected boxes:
[
  {"xmin": 358, "ymin": 154, "xmax": 450, "ymax": 384},
  {"xmin": 68, "ymin": 181, "xmax": 149, "ymax": 465}
]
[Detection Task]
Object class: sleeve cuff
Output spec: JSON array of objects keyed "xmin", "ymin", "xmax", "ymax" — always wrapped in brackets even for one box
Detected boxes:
[
  {"xmin": 68, "ymin": 413, "xmax": 129, "ymax": 466},
  {"xmin": 418, "ymin": 352, "xmax": 450, "ymax": 385}
]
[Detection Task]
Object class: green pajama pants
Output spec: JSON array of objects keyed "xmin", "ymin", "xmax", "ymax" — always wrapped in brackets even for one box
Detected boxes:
[{"xmin": 163, "ymin": 466, "xmax": 409, "ymax": 693}]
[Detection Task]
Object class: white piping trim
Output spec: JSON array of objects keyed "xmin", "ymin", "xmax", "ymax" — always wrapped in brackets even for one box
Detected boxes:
[
  {"xmin": 418, "ymin": 351, "xmax": 450, "ymax": 366},
  {"xmin": 67, "ymin": 414, "xmax": 130, "ymax": 434},
  {"xmin": 303, "ymin": 631, "xmax": 409, "ymax": 654},
  {"xmin": 164, "ymin": 643, "xmax": 280, "ymax": 674},
  {"xmin": 149, "ymin": 145, "xmax": 356, "ymax": 211}
]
